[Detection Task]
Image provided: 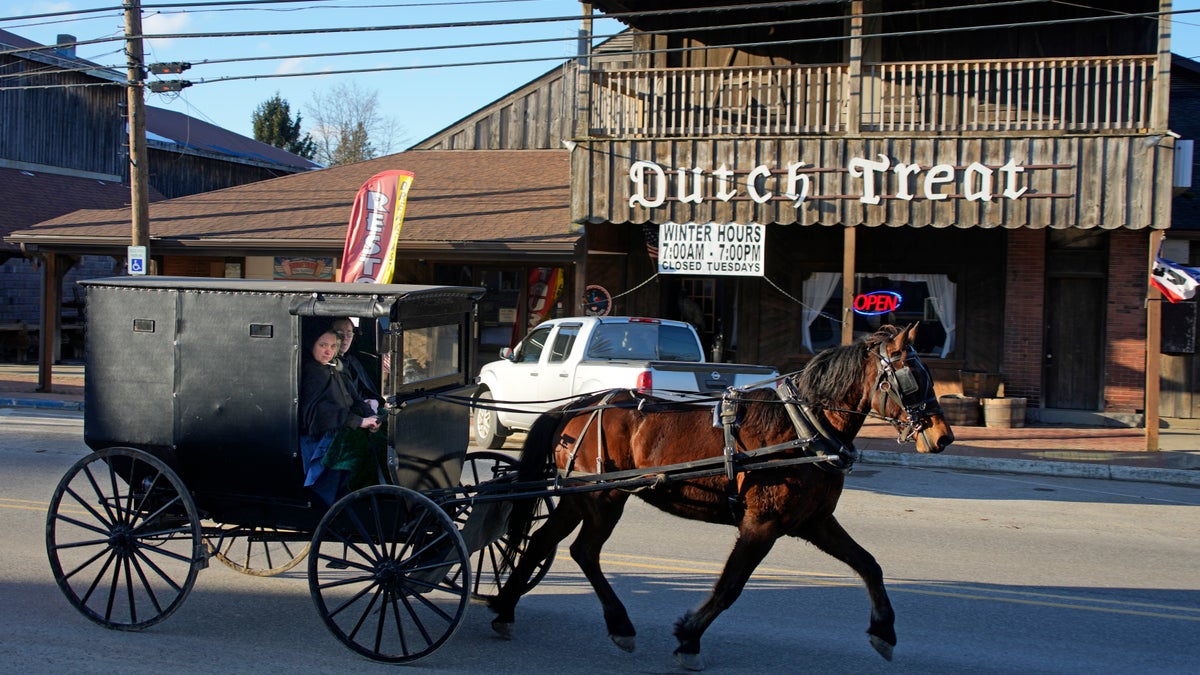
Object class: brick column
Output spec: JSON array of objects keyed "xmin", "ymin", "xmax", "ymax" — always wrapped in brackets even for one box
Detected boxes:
[
  {"xmin": 1002, "ymin": 229, "xmax": 1045, "ymax": 405},
  {"xmin": 1104, "ymin": 230, "xmax": 1149, "ymax": 413}
]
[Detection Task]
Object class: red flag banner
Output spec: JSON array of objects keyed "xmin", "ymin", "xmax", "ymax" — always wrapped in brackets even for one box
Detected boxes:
[{"xmin": 339, "ymin": 170, "xmax": 414, "ymax": 283}]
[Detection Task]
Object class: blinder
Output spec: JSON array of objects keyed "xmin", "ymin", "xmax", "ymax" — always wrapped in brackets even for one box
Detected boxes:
[{"xmin": 874, "ymin": 343, "xmax": 942, "ymax": 442}]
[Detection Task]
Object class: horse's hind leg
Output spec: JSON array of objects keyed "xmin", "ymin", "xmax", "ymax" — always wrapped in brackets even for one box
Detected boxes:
[
  {"xmin": 488, "ymin": 497, "xmax": 584, "ymax": 637},
  {"xmin": 799, "ymin": 515, "xmax": 896, "ymax": 661},
  {"xmin": 673, "ymin": 526, "xmax": 778, "ymax": 671},
  {"xmin": 568, "ymin": 491, "xmax": 637, "ymax": 652}
]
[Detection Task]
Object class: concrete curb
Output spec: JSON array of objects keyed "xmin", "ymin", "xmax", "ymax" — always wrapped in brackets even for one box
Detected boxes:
[
  {"xmin": 0, "ymin": 397, "xmax": 84, "ymax": 412},
  {"xmin": 861, "ymin": 450, "xmax": 1200, "ymax": 487}
]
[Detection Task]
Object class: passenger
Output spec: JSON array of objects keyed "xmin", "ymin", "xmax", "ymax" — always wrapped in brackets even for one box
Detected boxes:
[
  {"xmin": 331, "ymin": 317, "xmax": 384, "ymax": 411},
  {"xmin": 299, "ymin": 321, "xmax": 383, "ymax": 505}
]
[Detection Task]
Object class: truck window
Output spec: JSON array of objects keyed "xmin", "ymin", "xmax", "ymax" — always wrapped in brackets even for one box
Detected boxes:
[
  {"xmin": 549, "ymin": 325, "xmax": 579, "ymax": 363},
  {"xmin": 658, "ymin": 325, "xmax": 703, "ymax": 361},
  {"xmin": 517, "ymin": 325, "xmax": 552, "ymax": 363}
]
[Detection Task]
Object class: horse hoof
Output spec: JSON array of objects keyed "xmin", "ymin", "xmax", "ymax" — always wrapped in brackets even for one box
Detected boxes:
[
  {"xmin": 675, "ymin": 651, "xmax": 705, "ymax": 671},
  {"xmin": 611, "ymin": 634, "xmax": 636, "ymax": 653},
  {"xmin": 869, "ymin": 634, "xmax": 894, "ymax": 661},
  {"xmin": 491, "ymin": 619, "xmax": 514, "ymax": 640}
]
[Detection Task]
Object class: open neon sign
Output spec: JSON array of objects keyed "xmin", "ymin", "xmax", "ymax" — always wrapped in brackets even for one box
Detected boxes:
[{"xmin": 853, "ymin": 291, "xmax": 902, "ymax": 316}]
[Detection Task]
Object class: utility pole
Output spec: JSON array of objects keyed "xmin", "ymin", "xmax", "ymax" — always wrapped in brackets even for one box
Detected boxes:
[{"xmin": 124, "ymin": 0, "xmax": 150, "ymax": 268}]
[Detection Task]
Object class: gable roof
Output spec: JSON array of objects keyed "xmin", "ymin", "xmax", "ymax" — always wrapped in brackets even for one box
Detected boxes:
[{"xmin": 7, "ymin": 149, "xmax": 577, "ymax": 260}]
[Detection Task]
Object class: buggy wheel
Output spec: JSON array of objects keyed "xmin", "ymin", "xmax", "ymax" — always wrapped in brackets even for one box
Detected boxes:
[
  {"xmin": 45, "ymin": 446, "xmax": 204, "ymax": 631},
  {"xmin": 207, "ymin": 525, "xmax": 309, "ymax": 577},
  {"xmin": 309, "ymin": 485, "xmax": 470, "ymax": 664},
  {"xmin": 472, "ymin": 390, "xmax": 508, "ymax": 449},
  {"xmin": 455, "ymin": 451, "xmax": 555, "ymax": 599}
]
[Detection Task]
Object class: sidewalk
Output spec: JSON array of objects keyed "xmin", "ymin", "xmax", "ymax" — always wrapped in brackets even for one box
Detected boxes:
[{"xmin": 2, "ymin": 362, "xmax": 1197, "ymax": 486}]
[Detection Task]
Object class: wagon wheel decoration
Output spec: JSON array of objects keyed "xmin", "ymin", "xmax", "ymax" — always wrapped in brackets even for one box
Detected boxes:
[
  {"xmin": 309, "ymin": 485, "xmax": 470, "ymax": 664},
  {"xmin": 454, "ymin": 450, "xmax": 556, "ymax": 599},
  {"xmin": 206, "ymin": 525, "xmax": 310, "ymax": 577},
  {"xmin": 45, "ymin": 446, "xmax": 205, "ymax": 630},
  {"xmin": 583, "ymin": 284, "xmax": 612, "ymax": 316}
]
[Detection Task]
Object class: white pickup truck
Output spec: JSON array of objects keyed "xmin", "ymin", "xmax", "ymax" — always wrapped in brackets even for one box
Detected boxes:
[{"xmin": 471, "ymin": 316, "xmax": 779, "ymax": 448}]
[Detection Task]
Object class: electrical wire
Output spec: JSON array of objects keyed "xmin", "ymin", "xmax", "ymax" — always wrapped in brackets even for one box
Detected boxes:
[{"xmin": 0, "ymin": 2, "xmax": 1191, "ymax": 92}]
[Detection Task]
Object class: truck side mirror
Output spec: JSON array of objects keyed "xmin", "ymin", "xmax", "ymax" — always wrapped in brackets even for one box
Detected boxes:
[{"xmin": 499, "ymin": 346, "xmax": 514, "ymax": 360}]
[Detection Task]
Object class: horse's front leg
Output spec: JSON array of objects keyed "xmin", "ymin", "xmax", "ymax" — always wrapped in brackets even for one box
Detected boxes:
[
  {"xmin": 569, "ymin": 490, "xmax": 637, "ymax": 652},
  {"xmin": 488, "ymin": 498, "xmax": 583, "ymax": 638},
  {"xmin": 799, "ymin": 515, "xmax": 896, "ymax": 660},
  {"xmin": 673, "ymin": 525, "xmax": 778, "ymax": 671}
]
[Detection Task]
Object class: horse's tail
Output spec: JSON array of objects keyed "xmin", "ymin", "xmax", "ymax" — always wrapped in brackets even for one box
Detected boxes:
[{"xmin": 497, "ymin": 407, "xmax": 563, "ymax": 580}]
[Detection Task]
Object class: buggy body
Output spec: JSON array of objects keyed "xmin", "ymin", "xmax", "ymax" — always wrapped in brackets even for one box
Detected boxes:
[{"xmin": 80, "ymin": 276, "xmax": 483, "ymax": 528}]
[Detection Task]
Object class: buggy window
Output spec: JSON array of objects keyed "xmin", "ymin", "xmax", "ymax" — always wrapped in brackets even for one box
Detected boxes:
[{"xmin": 401, "ymin": 324, "xmax": 461, "ymax": 384}]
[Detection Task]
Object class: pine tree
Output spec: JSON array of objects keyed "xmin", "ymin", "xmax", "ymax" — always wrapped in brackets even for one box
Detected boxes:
[{"xmin": 251, "ymin": 93, "xmax": 317, "ymax": 160}]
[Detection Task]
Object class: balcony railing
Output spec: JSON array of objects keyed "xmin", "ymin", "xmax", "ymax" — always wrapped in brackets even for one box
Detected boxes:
[{"xmin": 587, "ymin": 55, "xmax": 1156, "ymax": 137}]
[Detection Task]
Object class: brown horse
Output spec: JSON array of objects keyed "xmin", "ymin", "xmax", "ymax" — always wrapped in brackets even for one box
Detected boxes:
[{"xmin": 488, "ymin": 324, "xmax": 954, "ymax": 670}]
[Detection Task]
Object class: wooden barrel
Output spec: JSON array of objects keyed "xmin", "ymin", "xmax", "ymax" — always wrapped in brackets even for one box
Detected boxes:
[
  {"xmin": 959, "ymin": 370, "xmax": 1001, "ymax": 398},
  {"xmin": 982, "ymin": 397, "xmax": 1027, "ymax": 428},
  {"xmin": 938, "ymin": 395, "xmax": 979, "ymax": 426}
]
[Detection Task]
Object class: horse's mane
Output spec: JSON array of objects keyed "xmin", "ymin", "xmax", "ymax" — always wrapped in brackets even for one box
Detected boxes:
[{"xmin": 793, "ymin": 325, "xmax": 902, "ymax": 408}]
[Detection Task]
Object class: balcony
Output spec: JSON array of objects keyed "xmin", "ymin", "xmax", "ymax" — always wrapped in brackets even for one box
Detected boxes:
[{"xmin": 587, "ymin": 55, "xmax": 1156, "ymax": 138}]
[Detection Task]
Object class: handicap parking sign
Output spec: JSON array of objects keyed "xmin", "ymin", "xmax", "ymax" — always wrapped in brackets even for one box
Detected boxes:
[{"xmin": 128, "ymin": 246, "xmax": 147, "ymax": 276}]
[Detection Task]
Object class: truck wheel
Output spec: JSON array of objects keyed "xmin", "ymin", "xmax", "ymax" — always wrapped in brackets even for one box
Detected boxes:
[{"xmin": 473, "ymin": 390, "xmax": 509, "ymax": 449}]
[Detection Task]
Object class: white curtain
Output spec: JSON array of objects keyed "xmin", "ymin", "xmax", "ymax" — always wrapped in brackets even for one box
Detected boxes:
[
  {"xmin": 800, "ymin": 272, "xmax": 957, "ymax": 357},
  {"xmin": 878, "ymin": 273, "xmax": 957, "ymax": 358},
  {"xmin": 801, "ymin": 272, "xmax": 841, "ymax": 353}
]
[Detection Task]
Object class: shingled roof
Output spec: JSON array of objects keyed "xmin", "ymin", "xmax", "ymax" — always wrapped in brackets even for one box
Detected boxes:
[{"xmin": 7, "ymin": 149, "xmax": 577, "ymax": 259}]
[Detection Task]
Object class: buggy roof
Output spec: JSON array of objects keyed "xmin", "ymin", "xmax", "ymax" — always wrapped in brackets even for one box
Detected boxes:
[{"xmin": 80, "ymin": 276, "xmax": 485, "ymax": 318}]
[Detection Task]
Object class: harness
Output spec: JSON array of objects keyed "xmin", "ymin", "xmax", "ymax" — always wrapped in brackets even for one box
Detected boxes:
[{"xmin": 871, "ymin": 343, "xmax": 944, "ymax": 444}]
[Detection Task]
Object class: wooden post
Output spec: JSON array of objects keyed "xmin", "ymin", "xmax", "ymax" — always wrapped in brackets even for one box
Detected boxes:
[
  {"xmin": 841, "ymin": 227, "xmax": 857, "ymax": 345},
  {"xmin": 846, "ymin": 1, "xmax": 863, "ymax": 134},
  {"xmin": 1145, "ymin": 233, "xmax": 1163, "ymax": 451},
  {"xmin": 36, "ymin": 253, "xmax": 60, "ymax": 392},
  {"xmin": 125, "ymin": 0, "xmax": 150, "ymax": 262},
  {"xmin": 1151, "ymin": 0, "xmax": 1172, "ymax": 131}
]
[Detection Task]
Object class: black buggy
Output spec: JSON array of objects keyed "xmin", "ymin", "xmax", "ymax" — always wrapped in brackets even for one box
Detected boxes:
[{"xmin": 44, "ymin": 277, "xmax": 552, "ymax": 663}]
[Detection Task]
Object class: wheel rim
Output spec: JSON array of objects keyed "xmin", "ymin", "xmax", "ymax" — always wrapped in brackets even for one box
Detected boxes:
[
  {"xmin": 208, "ymin": 525, "xmax": 310, "ymax": 577},
  {"xmin": 474, "ymin": 404, "xmax": 494, "ymax": 442},
  {"xmin": 45, "ymin": 447, "xmax": 203, "ymax": 631},
  {"xmin": 456, "ymin": 451, "xmax": 555, "ymax": 599},
  {"xmin": 309, "ymin": 486, "xmax": 470, "ymax": 663}
]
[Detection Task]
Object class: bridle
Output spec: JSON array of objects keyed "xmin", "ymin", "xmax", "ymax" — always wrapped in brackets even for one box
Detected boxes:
[{"xmin": 872, "ymin": 342, "xmax": 943, "ymax": 444}]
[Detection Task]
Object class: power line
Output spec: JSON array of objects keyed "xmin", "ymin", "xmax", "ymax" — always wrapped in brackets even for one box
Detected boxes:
[{"xmin": 0, "ymin": 3, "xmax": 1191, "ymax": 92}]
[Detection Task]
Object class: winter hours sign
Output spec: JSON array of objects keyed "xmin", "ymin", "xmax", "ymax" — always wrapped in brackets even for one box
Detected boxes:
[{"xmin": 657, "ymin": 222, "xmax": 765, "ymax": 277}]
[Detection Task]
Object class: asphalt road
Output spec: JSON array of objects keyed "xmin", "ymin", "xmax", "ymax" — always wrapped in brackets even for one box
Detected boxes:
[{"xmin": 3, "ymin": 407, "xmax": 1199, "ymax": 674}]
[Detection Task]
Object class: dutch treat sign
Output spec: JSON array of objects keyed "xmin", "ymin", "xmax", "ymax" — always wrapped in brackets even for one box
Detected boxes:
[{"xmin": 657, "ymin": 222, "xmax": 765, "ymax": 277}]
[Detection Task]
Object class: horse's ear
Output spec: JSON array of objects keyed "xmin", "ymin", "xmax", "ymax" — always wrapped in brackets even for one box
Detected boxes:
[{"xmin": 905, "ymin": 322, "xmax": 920, "ymax": 345}]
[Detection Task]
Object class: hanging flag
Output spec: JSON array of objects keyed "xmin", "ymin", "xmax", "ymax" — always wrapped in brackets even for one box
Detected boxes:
[
  {"xmin": 338, "ymin": 170, "xmax": 414, "ymax": 283},
  {"xmin": 642, "ymin": 223, "xmax": 659, "ymax": 261},
  {"xmin": 1151, "ymin": 255, "xmax": 1200, "ymax": 303}
]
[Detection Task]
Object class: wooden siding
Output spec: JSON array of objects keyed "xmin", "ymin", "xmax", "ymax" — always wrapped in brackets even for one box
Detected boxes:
[
  {"xmin": 570, "ymin": 135, "xmax": 1173, "ymax": 229},
  {"xmin": 0, "ymin": 55, "xmax": 124, "ymax": 177},
  {"xmin": 147, "ymin": 147, "xmax": 307, "ymax": 200},
  {"xmin": 411, "ymin": 63, "xmax": 577, "ymax": 151}
]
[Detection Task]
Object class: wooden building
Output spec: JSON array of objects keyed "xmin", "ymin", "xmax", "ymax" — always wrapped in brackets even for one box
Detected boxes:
[{"xmin": 565, "ymin": 0, "xmax": 1178, "ymax": 429}]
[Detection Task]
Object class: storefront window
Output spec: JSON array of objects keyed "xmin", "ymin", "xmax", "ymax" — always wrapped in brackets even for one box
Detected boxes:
[{"xmin": 802, "ymin": 272, "xmax": 956, "ymax": 357}]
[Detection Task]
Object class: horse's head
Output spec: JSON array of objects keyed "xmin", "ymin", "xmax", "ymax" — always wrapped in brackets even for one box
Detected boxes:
[{"xmin": 870, "ymin": 324, "xmax": 954, "ymax": 453}]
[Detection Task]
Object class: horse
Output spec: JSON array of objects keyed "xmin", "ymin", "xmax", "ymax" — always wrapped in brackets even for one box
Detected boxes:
[{"xmin": 487, "ymin": 324, "xmax": 955, "ymax": 670}]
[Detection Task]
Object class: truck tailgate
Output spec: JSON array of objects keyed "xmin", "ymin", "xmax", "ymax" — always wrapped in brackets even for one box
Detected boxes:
[{"xmin": 649, "ymin": 361, "xmax": 779, "ymax": 392}]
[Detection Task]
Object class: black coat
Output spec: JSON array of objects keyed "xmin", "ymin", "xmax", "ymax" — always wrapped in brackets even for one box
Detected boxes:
[{"xmin": 300, "ymin": 357, "xmax": 370, "ymax": 437}]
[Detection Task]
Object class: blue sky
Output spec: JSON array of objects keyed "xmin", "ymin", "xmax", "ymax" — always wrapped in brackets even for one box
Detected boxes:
[
  {"xmin": 5, "ymin": 0, "xmax": 622, "ymax": 149},
  {"xmin": 5, "ymin": 1, "xmax": 1200, "ymax": 151}
]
